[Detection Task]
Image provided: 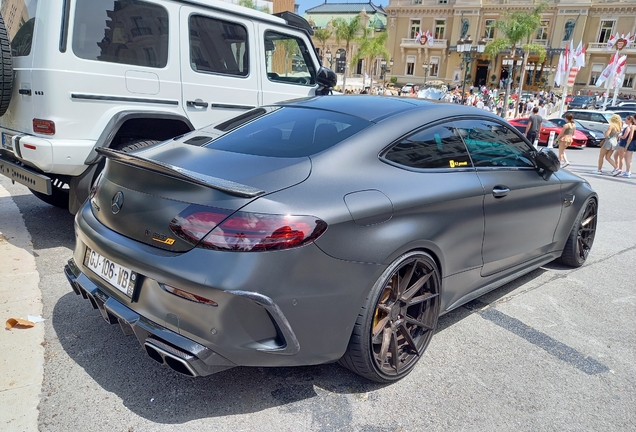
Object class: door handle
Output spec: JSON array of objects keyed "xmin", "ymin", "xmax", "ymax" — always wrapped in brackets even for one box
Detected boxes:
[
  {"xmin": 186, "ymin": 100, "xmax": 209, "ymax": 108},
  {"xmin": 492, "ymin": 186, "xmax": 510, "ymax": 198}
]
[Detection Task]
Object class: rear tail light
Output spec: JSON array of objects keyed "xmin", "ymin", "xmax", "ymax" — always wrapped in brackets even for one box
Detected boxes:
[
  {"xmin": 33, "ymin": 119, "xmax": 56, "ymax": 135},
  {"xmin": 170, "ymin": 206, "xmax": 327, "ymax": 252}
]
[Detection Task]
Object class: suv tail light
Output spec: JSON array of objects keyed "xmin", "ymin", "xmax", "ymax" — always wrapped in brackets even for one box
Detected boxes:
[
  {"xmin": 33, "ymin": 119, "xmax": 56, "ymax": 135},
  {"xmin": 170, "ymin": 206, "xmax": 327, "ymax": 252}
]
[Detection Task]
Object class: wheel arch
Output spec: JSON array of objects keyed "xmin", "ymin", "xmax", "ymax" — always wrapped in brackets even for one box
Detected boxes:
[
  {"xmin": 382, "ymin": 241, "xmax": 445, "ymax": 284},
  {"xmin": 84, "ymin": 111, "xmax": 194, "ymax": 165}
]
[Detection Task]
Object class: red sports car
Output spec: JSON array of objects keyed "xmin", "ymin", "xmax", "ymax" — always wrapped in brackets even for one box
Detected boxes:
[{"xmin": 509, "ymin": 118, "xmax": 587, "ymax": 148}]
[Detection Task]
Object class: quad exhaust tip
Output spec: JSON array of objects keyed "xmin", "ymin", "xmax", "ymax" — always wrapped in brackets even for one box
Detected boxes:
[{"xmin": 144, "ymin": 342, "xmax": 198, "ymax": 377}]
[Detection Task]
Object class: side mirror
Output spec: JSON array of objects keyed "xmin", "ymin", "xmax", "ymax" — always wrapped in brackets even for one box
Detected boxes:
[
  {"xmin": 316, "ymin": 66, "xmax": 337, "ymax": 95},
  {"xmin": 535, "ymin": 148, "xmax": 560, "ymax": 178}
]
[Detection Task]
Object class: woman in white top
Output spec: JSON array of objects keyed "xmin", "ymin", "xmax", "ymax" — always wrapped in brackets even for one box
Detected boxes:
[{"xmin": 592, "ymin": 114, "xmax": 622, "ymax": 174}]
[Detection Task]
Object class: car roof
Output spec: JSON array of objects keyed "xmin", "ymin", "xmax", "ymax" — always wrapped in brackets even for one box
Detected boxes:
[{"xmin": 276, "ymin": 96, "xmax": 434, "ymax": 122}]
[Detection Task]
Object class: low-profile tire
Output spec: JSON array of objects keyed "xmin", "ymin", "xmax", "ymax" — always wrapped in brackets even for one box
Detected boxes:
[
  {"xmin": 339, "ymin": 251, "xmax": 441, "ymax": 383},
  {"xmin": 119, "ymin": 139, "xmax": 159, "ymax": 153},
  {"xmin": 0, "ymin": 14, "xmax": 14, "ymax": 117},
  {"xmin": 29, "ymin": 176, "xmax": 70, "ymax": 209},
  {"xmin": 560, "ymin": 198, "xmax": 597, "ymax": 267}
]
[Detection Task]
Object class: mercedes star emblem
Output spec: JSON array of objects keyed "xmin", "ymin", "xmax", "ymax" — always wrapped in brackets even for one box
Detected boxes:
[{"xmin": 111, "ymin": 191, "xmax": 124, "ymax": 214}]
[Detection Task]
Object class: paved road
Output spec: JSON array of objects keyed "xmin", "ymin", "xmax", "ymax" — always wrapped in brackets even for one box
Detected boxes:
[{"xmin": 2, "ymin": 146, "xmax": 635, "ymax": 431}]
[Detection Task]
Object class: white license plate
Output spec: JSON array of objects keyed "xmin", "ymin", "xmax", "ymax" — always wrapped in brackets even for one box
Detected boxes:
[
  {"xmin": 84, "ymin": 247, "xmax": 137, "ymax": 297},
  {"xmin": 1, "ymin": 133, "xmax": 13, "ymax": 150}
]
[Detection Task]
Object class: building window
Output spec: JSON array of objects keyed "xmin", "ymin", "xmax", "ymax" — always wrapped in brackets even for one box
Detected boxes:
[
  {"xmin": 589, "ymin": 64, "xmax": 603, "ymax": 85},
  {"xmin": 414, "ymin": 0, "xmax": 422, "ymax": 4},
  {"xmin": 598, "ymin": 20, "xmax": 614, "ymax": 44},
  {"xmin": 434, "ymin": 20, "xmax": 445, "ymax": 40},
  {"xmin": 484, "ymin": 19, "xmax": 495, "ymax": 39},
  {"xmin": 410, "ymin": 20, "xmax": 421, "ymax": 39},
  {"xmin": 430, "ymin": 56, "xmax": 440, "ymax": 77},
  {"xmin": 438, "ymin": 0, "xmax": 448, "ymax": 3},
  {"xmin": 536, "ymin": 19, "xmax": 549, "ymax": 41},
  {"xmin": 623, "ymin": 66, "xmax": 636, "ymax": 88},
  {"xmin": 406, "ymin": 55, "xmax": 415, "ymax": 75}
]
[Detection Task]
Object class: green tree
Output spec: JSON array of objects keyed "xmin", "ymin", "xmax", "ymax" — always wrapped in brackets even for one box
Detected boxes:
[
  {"xmin": 238, "ymin": 0, "xmax": 270, "ymax": 14},
  {"xmin": 313, "ymin": 28, "xmax": 332, "ymax": 66},
  {"xmin": 333, "ymin": 15, "xmax": 362, "ymax": 91},
  {"xmin": 351, "ymin": 27, "xmax": 390, "ymax": 89},
  {"xmin": 485, "ymin": 2, "xmax": 548, "ymax": 117}
]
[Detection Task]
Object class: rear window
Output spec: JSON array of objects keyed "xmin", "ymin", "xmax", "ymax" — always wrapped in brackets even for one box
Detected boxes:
[
  {"xmin": 73, "ymin": 0, "xmax": 169, "ymax": 68},
  {"xmin": 202, "ymin": 107, "xmax": 371, "ymax": 157},
  {"xmin": 1, "ymin": 0, "xmax": 37, "ymax": 56}
]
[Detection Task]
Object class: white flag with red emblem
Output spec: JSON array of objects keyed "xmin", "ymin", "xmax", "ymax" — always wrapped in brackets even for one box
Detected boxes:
[
  {"xmin": 614, "ymin": 55, "xmax": 628, "ymax": 88},
  {"xmin": 554, "ymin": 53, "xmax": 564, "ymax": 87},
  {"xmin": 606, "ymin": 33, "xmax": 619, "ymax": 50},
  {"xmin": 425, "ymin": 30, "xmax": 434, "ymax": 46},
  {"xmin": 414, "ymin": 31, "xmax": 421, "ymax": 43},
  {"xmin": 573, "ymin": 41, "xmax": 586, "ymax": 68}
]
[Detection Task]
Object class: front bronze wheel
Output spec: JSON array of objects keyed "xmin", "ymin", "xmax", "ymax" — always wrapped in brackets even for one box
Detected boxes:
[{"xmin": 340, "ymin": 251, "xmax": 441, "ymax": 382}]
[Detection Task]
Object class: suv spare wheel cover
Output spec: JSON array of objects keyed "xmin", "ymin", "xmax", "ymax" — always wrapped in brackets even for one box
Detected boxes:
[{"xmin": 0, "ymin": 14, "xmax": 13, "ymax": 117}]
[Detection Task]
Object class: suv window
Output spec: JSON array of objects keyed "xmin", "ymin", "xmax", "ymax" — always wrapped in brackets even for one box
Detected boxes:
[
  {"xmin": 454, "ymin": 119, "xmax": 535, "ymax": 168},
  {"xmin": 72, "ymin": 0, "xmax": 169, "ymax": 68},
  {"xmin": 590, "ymin": 112, "xmax": 611, "ymax": 123},
  {"xmin": 203, "ymin": 107, "xmax": 370, "ymax": 157},
  {"xmin": 569, "ymin": 111, "xmax": 591, "ymax": 121},
  {"xmin": 189, "ymin": 15, "xmax": 248, "ymax": 76},
  {"xmin": 264, "ymin": 31, "xmax": 316, "ymax": 86},
  {"xmin": 382, "ymin": 123, "xmax": 472, "ymax": 169},
  {"xmin": 1, "ymin": 0, "xmax": 37, "ymax": 56}
]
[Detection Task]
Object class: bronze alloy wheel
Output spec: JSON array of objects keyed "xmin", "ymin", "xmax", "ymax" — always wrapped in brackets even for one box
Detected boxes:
[
  {"xmin": 560, "ymin": 198, "xmax": 597, "ymax": 267},
  {"xmin": 340, "ymin": 251, "xmax": 441, "ymax": 382}
]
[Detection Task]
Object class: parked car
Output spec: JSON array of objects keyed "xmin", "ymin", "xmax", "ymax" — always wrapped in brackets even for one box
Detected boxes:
[
  {"xmin": 509, "ymin": 118, "xmax": 587, "ymax": 148},
  {"xmin": 66, "ymin": 96, "xmax": 598, "ymax": 383},
  {"xmin": 549, "ymin": 118, "xmax": 604, "ymax": 147},
  {"xmin": 563, "ymin": 110, "xmax": 613, "ymax": 133},
  {"xmin": 0, "ymin": 0, "xmax": 336, "ymax": 213},
  {"xmin": 607, "ymin": 109, "xmax": 636, "ymax": 121},
  {"xmin": 401, "ymin": 83, "xmax": 416, "ymax": 93},
  {"xmin": 568, "ymin": 95, "xmax": 598, "ymax": 109}
]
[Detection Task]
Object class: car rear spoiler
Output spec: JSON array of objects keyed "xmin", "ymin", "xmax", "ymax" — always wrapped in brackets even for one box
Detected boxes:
[{"xmin": 96, "ymin": 147, "xmax": 265, "ymax": 198}]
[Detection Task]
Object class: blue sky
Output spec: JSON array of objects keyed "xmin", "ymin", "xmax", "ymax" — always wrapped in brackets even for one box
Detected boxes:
[{"xmin": 297, "ymin": 0, "xmax": 386, "ymax": 15}]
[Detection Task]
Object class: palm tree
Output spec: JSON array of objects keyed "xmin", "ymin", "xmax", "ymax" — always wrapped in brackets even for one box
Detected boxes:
[
  {"xmin": 333, "ymin": 15, "xmax": 362, "ymax": 92},
  {"xmin": 485, "ymin": 3, "xmax": 548, "ymax": 117},
  {"xmin": 313, "ymin": 28, "xmax": 332, "ymax": 66},
  {"xmin": 351, "ymin": 27, "xmax": 390, "ymax": 90}
]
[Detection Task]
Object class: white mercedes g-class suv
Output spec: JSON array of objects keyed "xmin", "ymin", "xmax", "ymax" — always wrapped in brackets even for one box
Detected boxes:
[{"xmin": 0, "ymin": 0, "xmax": 336, "ymax": 212}]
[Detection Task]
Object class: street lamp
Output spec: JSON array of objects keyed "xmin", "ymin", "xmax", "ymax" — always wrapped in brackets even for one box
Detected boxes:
[
  {"xmin": 380, "ymin": 58, "xmax": 393, "ymax": 90},
  {"xmin": 500, "ymin": 54, "xmax": 522, "ymax": 118},
  {"xmin": 422, "ymin": 62, "xmax": 430, "ymax": 87},
  {"xmin": 456, "ymin": 36, "xmax": 486, "ymax": 104},
  {"xmin": 325, "ymin": 49, "xmax": 333, "ymax": 68}
]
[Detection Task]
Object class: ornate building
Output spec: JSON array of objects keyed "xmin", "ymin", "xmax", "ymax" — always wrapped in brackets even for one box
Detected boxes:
[
  {"xmin": 305, "ymin": 2, "xmax": 387, "ymax": 80},
  {"xmin": 378, "ymin": 0, "xmax": 636, "ymax": 95}
]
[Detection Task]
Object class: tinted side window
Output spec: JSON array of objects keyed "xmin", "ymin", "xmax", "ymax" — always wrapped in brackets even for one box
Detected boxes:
[
  {"xmin": 383, "ymin": 123, "xmax": 472, "ymax": 169},
  {"xmin": 264, "ymin": 31, "xmax": 316, "ymax": 85},
  {"xmin": 572, "ymin": 112, "xmax": 591, "ymax": 121},
  {"xmin": 204, "ymin": 107, "xmax": 370, "ymax": 157},
  {"xmin": 454, "ymin": 119, "xmax": 535, "ymax": 168},
  {"xmin": 190, "ymin": 15, "xmax": 248, "ymax": 76},
  {"xmin": 73, "ymin": 0, "xmax": 168, "ymax": 67},
  {"xmin": 590, "ymin": 113, "xmax": 608, "ymax": 123}
]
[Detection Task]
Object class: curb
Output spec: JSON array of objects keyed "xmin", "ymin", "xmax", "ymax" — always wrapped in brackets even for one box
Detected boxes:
[{"xmin": 0, "ymin": 183, "xmax": 44, "ymax": 432}]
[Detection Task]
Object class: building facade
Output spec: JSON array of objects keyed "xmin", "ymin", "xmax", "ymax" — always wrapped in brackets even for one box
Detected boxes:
[
  {"xmin": 377, "ymin": 0, "xmax": 636, "ymax": 95},
  {"xmin": 305, "ymin": 0, "xmax": 636, "ymax": 95}
]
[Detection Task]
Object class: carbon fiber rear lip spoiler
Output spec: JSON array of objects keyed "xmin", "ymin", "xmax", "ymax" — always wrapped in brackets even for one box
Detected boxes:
[{"xmin": 96, "ymin": 147, "xmax": 265, "ymax": 198}]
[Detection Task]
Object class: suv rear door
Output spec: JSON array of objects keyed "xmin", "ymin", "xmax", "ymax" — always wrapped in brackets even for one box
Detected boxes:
[
  {"xmin": 179, "ymin": 6, "xmax": 259, "ymax": 129},
  {"xmin": 258, "ymin": 23, "xmax": 319, "ymax": 105}
]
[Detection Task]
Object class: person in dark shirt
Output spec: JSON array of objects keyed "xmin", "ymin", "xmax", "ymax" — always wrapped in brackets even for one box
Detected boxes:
[{"xmin": 525, "ymin": 106, "xmax": 542, "ymax": 146}]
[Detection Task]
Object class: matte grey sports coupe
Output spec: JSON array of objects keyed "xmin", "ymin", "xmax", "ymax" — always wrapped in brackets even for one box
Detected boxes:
[{"xmin": 65, "ymin": 96, "xmax": 597, "ymax": 383}]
